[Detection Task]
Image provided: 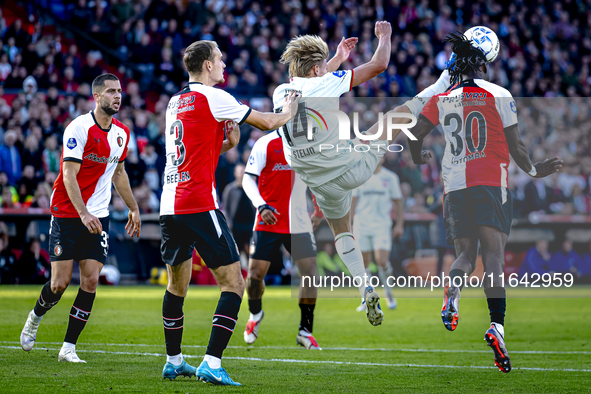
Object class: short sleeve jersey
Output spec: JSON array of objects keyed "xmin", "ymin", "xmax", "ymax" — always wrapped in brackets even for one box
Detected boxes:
[
  {"xmin": 160, "ymin": 82, "xmax": 251, "ymax": 216},
  {"xmin": 353, "ymin": 168, "xmax": 402, "ymax": 231},
  {"xmin": 50, "ymin": 111, "xmax": 130, "ymax": 218},
  {"xmin": 420, "ymin": 79, "xmax": 517, "ymax": 194},
  {"xmin": 273, "ymin": 70, "xmax": 357, "ymax": 187}
]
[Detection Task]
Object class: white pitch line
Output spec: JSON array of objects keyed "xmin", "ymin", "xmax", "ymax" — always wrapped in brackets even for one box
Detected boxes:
[
  {"xmin": 1, "ymin": 346, "xmax": 590, "ymax": 373},
  {"xmin": 1, "ymin": 341, "xmax": 590, "ymax": 355}
]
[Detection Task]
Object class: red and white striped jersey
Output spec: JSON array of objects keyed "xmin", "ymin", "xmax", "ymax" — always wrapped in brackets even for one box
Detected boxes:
[
  {"xmin": 420, "ymin": 79, "xmax": 517, "ymax": 194},
  {"xmin": 245, "ymin": 131, "xmax": 312, "ymax": 234},
  {"xmin": 50, "ymin": 111, "xmax": 130, "ymax": 218},
  {"xmin": 160, "ymin": 82, "xmax": 251, "ymax": 216}
]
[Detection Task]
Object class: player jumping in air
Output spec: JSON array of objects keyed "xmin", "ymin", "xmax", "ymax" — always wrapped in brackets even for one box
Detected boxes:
[
  {"xmin": 159, "ymin": 40, "xmax": 299, "ymax": 385},
  {"xmin": 241, "ymin": 38, "xmax": 357, "ymax": 349},
  {"xmin": 408, "ymin": 32, "xmax": 563, "ymax": 373},
  {"xmin": 352, "ymin": 157, "xmax": 404, "ymax": 311},
  {"xmin": 20, "ymin": 74, "xmax": 141, "ymax": 362},
  {"xmin": 274, "ymin": 21, "xmax": 453, "ymax": 326}
]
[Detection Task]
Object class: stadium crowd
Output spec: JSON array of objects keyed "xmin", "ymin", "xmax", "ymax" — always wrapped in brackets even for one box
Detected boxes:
[{"xmin": 0, "ymin": 0, "xmax": 590, "ymax": 283}]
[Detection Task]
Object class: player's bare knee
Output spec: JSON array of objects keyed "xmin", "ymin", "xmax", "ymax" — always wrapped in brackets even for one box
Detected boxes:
[
  {"xmin": 81, "ymin": 275, "xmax": 99, "ymax": 292},
  {"xmin": 51, "ymin": 279, "xmax": 69, "ymax": 294}
]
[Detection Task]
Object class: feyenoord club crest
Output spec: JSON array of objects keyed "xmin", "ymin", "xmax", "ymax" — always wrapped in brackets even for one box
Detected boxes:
[
  {"xmin": 54, "ymin": 244, "xmax": 63, "ymax": 256},
  {"xmin": 117, "ymin": 136, "xmax": 124, "ymax": 147}
]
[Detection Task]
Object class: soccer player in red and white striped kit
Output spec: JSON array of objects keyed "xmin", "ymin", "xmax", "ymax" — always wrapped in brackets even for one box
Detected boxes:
[
  {"xmin": 20, "ymin": 74, "xmax": 141, "ymax": 363},
  {"xmin": 158, "ymin": 40, "xmax": 299, "ymax": 385}
]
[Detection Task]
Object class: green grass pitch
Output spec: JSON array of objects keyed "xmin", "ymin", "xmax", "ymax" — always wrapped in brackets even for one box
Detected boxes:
[{"xmin": 1, "ymin": 285, "xmax": 590, "ymax": 393}]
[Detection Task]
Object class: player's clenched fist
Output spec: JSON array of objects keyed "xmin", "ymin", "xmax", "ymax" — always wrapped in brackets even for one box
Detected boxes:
[{"xmin": 375, "ymin": 21, "xmax": 392, "ymax": 39}]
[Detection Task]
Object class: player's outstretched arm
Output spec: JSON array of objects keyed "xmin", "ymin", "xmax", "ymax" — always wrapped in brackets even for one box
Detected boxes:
[
  {"xmin": 112, "ymin": 162, "xmax": 141, "ymax": 237},
  {"xmin": 244, "ymin": 91, "xmax": 300, "ymax": 131},
  {"xmin": 351, "ymin": 21, "xmax": 391, "ymax": 88},
  {"xmin": 503, "ymin": 124, "xmax": 563, "ymax": 178},
  {"xmin": 327, "ymin": 37, "xmax": 358, "ymax": 73},
  {"xmin": 63, "ymin": 161, "xmax": 103, "ymax": 234}
]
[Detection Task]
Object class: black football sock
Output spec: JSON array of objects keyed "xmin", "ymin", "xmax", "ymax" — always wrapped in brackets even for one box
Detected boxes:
[
  {"xmin": 162, "ymin": 290, "xmax": 184, "ymax": 356},
  {"xmin": 449, "ymin": 269, "xmax": 467, "ymax": 291},
  {"xmin": 64, "ymin": 288, "xmax": 96, "ymax": 344},
  {"xmin": 299, "ymin": 303, "xmax": 315, "ymax": 332},
  {"xmin": 248, "ymin": 298, "xmax": 262, "ymax": 315},
  {"xmin": 33, "ymin": 281, "xmax": 63, "ymax": 316},
  {"xmin": 206, "ymin": 292, "xmax": 241, "ymax": 359},
  {"xmin": 485, "ymin": 287, "xmax": 506, "ymax": 326}
]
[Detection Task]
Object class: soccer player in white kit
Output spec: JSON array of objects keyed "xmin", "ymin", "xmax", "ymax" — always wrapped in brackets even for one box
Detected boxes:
[
  {"xmin": 274, "ymin": 22, "xmax": 453, "ymax": 325},
  {"xmin": 352, "ymin": 157, "xmax": 404, "ymax": 311}
]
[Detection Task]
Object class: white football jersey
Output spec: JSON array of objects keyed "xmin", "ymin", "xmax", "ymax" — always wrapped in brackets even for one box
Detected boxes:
[
  {"xmin": 273, "ymin": 70, "xmax": 361, "ymax": 187},
  {"xmin": 353, "ymin": 167, "xmax": 402, "ymax": 232}
]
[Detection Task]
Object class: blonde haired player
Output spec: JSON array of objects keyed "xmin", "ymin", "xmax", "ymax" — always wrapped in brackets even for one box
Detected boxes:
[{"xmin": 274, "ymin": 22, "xmax": 452, "ymax": 326}]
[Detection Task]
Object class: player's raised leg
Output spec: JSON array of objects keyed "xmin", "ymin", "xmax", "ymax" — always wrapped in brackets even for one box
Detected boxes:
[
  {"xmin": 479, "ymin": 225, "xmax": 511, "ymax": 373},
  {"xmin": 196, "ymin": 261, "xmax": 244, "ymax": 386},
  {"xmin": 58, "ymin": 258, "xmax": 103, "ymax": 363},
  {"xmin": 244, "ymin": 257, "xmax": 270, "ymax": 344},
  {"xmin": 294, "ymin": 256, "xmax": 321, "ymax": 349},
  {"xmin": 21, "ymin": 260, "xmax": 72, "ymax": 351},
  {"xmin": 161, "ymin": 257, "xmax": 196, "ymax": 380}
]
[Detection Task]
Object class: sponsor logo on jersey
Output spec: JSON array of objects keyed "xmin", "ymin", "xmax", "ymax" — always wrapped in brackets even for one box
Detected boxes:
[
  {"xmin": 249, "ymin": 155, "xmax": 255, "ymax": 165},
  {"xmin": 272, "ymin": 163, "xmax": 292, "ymax": 171},
  {"xmin": 510, "ymin": 101, "xmax": 517, "ymax": 113},
  {"xmin": 332, "ymin": 70, "xmax": 346, "ymax": 78},
  {"xmin": 67, "ymin": 138, "xmax": 77, "ymax": 149},
  {"xmin": 54, "ymin": 244, "xmax": 63, "ymax": 256},
  {"xmin": 117, "ymin": 136, "xmax": 124, "ymax": 147},
  {"xmin": 84, "ymin": 153, "xmax": 121, "ymax": 164}
]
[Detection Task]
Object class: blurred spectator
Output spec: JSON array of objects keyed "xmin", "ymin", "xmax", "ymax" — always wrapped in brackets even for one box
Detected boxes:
[
  {"xmin": 549, "ymin": 239, "xmax": 583, "ymax": 278},
  {"xmin": 523, "ymin": 179, "xmax": 565, "ymax": 214},
  {"xmin": 518, "ymin": 240, "xmax": 551, "ymax": 278},
  {"xmin": 0, "ymin": 233, "xmax": 17, "ymax": 284},
  {"xmin": 17, "ymin": 238, "xmax": 51, "ymax": 284},
  {"xmin": 580, "ymin": 242, "xmax": 591, "ymax": 283},
  {"xmin": 0, "ymin": 130, "xmax": 22, "ymax": 184},
  {"xmin": 42, "ymin": 135, "xmax": 60, "ymax": 174},
  {"xmin": 222, "ymin": 164, "xmax": 255, "ymax": 255}
]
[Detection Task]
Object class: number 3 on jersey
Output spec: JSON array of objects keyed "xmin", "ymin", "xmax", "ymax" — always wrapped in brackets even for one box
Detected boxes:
[{"xmin": 170, "ymin": 120, "xmax": 186, "ymax": 166}]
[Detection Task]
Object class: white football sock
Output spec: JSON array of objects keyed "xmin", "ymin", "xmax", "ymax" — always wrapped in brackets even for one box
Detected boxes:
[
  {"xmin": 377, "ymin": 266, "xmax": 392, "ymax": 297},
  {"xmin": 31, "ymin": 310, "xmax": 42, "ymax": 324},
  {"xmin": 334, "ymin": 233, "xmax": 368, "ymax": 297},
  {"xmin": 167, "ymin": 353, "xmax": 183, "ymax": 366},
  {"xmin": 61, "ymin": 342, "xmax": 75, "ymax": 351},
  {"xmin": 204, "ymin": 354, "xmax": 221, "ymax": 369},
  {"xmin": 492, "ymin": 322, "xmax": 505, "ymax": 338},
  {"xmin": 249, "ymin": 310, "xmax": 263, "ymax": 321}
]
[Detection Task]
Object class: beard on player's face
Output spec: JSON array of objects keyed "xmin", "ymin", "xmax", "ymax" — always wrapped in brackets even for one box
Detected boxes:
[{"xmin": 101, "ymin": 100, "xmax": 119, "ymax": 116}]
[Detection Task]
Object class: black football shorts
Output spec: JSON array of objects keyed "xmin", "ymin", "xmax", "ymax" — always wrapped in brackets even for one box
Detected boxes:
[{"xmin": 443, "ymin": 185, "xmax": 513, "ymax": 245}]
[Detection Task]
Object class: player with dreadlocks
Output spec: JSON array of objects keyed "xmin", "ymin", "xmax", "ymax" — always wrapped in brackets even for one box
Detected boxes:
[{"xmin": 406, "ymin": 31, "xmax": 563, "ymax": 373}]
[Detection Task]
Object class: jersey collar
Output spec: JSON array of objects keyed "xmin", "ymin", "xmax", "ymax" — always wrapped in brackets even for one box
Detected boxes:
[{"xmin": 90, "ymin": 110, "xmax": 112, "ymax": 132}]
